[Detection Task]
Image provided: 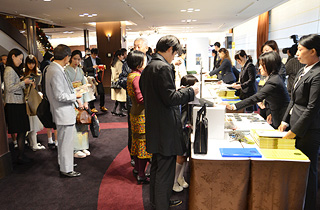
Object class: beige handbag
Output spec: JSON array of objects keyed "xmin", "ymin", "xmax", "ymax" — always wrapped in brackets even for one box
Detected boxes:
[{"xmin": 26, "ymin": 86, "xmax": 42, "ymax": 116}]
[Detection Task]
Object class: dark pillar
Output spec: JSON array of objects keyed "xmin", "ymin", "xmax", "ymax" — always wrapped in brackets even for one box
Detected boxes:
[
  {"xmin": 25, "ymin": 18, "xmax": 37, "ymax": 55},
  {"xmin": 0, "ymin": 77, "xmax": 12, "ymax": 179},
  {"xmin": 84, "ymin": 29, "xmax": 89, "ymax": 50}
]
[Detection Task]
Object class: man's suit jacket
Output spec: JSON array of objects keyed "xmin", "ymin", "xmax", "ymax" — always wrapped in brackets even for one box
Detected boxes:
[
  {"xmin": 236, "ymin": 74, "xmax": 290, "ymax": 128},
  {"xmin": 209, "ymin": 59, "xmax": 236, "ymax": 84},
  {"xmin": 45, "ymin": 62, "xmax": 76, "ymax": 125},
  {"xmin": 83, "ymin": 56, "xmax": 102, "ymax": 77},
  {"xmin": 282, "ymin": 62, "xmax": 320, "ymax": 137},
  {"xmin": 139, "ymin": 53, "xmax": 195, "ymax": 156},
  {"xmin": 238, "ymin": 60, "xmax": 257, "ymax": 99}
]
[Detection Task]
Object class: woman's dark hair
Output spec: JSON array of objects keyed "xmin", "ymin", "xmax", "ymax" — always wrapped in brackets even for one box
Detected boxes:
[
  {"xmin": 127, "ymin": 50, "xmax": 145, "ymax": 70},
  {"xmin": 211, "ymin": 49, "xmax": 217, "ymax": 55},
  {"xmin": 25, "ymin": 54, "xmax": 39, "ymax": 76},
  {"xmin": 218, "ymin": 48, "xmax": 231, "ymax": 63},
  {"xmin": 70, "ymin": 50, "xmax": 82, "ymax": 64},
  {"xmin": 261, "ymin": 40, "xmax": 279, "ymax": 53},
  {"xmin": 111, "ymin": 49, "xmax": 125, "ymax": 67},
  {"xmin": 53, "ymin": 44, "xmax": 71, "ymax": 60},
  {"xmin": 299, "ymin": 34, "xmax": 320, "ymax": 56},
  {"xmin": 43, "ymin": 51, "xmax": 53, "ymax": 61},
  {"xmin": 259, "ymin": 51, "xmax": 281, "ymax": 75},
  {"xmin": 6, "ymin": 48, "xmax": 24, "ymax": 76},
  {"xmin": 180, "ymin": 74, "xmax": 198, "ymax": 87},
  {"xmin": 156, "ymin": 35, "xmax": 182, "ymax": 55},
  {"xmin": 234, "ymin": 50, "xmax": 253, "ymax": 63}
]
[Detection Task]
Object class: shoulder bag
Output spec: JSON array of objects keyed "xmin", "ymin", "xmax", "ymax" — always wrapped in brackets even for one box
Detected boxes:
[
  {"xmin": 76, "ymin": 108, "xmax": 92, "ymax": 125},
  {"xmin": 36, "ymin": 66, "xmax": 56, "ymax": 128},
  {"xmin": 194, "ymin": 104, "xmax": 208, "ymax": 154},
  {"xmin": 26, "ymin": 85, "xmax": 42, "ymax": 116}
]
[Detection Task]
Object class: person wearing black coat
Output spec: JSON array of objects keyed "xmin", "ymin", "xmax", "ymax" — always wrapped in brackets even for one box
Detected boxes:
[
  {"xmin": 279, "ymin": 34, "xmax": 320, "ymax": 210},
  {"xmin": 208, "ymin": 48, "xmax": 236, "ymax": 84},
  {"xmin": 83, "ymin": 48, "xmax": 108, "ymax": 113},
  {"xmin": 224, "ymin": 51, "xmax": 290, "ymax": 128},
  {"xmin": 139, "ymin": 35, "xmax": 199, "ymax": 210},
  {"xmin": 232, "ymin": 50, "xmax": 257, "ymax": 112}
]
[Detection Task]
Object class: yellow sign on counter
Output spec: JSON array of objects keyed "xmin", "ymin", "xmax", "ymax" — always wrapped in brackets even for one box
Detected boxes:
[{"xmin": 260, "ymin": 149, "xmax": 309, "ymax": 161}]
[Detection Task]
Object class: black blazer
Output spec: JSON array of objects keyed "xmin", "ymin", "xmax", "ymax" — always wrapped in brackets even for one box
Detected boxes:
[
  {"xmin": 83, "ymin": 56, "xmax": 102, "ymax": 77},
  {"xmin": 209, "ymin": 59, "xmax": 236, "ymax": 84},
  {"xmin": 236, "ymin": 74, "xmax": 290, "ymax": 128},
  {"xmin": 282, "ymin": 62, "xmax": 320, "ymax": 137},
  {"xmin": 238, "ymin": 60, "xmax": 257, "ymax": 99},
  {"xmin": 139, "ymin": 53, "xmax": 195, "ymax": 156}
]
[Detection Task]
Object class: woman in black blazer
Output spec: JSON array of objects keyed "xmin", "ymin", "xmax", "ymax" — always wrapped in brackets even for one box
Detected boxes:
[
  {"xmin": 208, "ymin": 48, "xmax": 236, "ymax": 84},
  {"xmin": 223, "ymin": 51, "xmax": 290, "ymax": 128},
  {"xmin": 279, "ymin": 34, "xmax": 320, "ymax": 210},
  {"xmin": 232, "ymin": 50, "xmax": 257, "ymax": 112}
]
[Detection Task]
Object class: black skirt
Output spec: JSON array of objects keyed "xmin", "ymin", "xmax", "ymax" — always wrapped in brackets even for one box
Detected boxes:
[{"xmin": 4, "ymin": 103, "xmax": 30, "ymax": 134}]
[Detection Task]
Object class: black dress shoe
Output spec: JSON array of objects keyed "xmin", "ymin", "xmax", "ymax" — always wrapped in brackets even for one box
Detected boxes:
[
  {"xmin": 169, "ymin": 199, "xmax": 182, "ymax": 207},
  {"xmin": 48, "ymin": 143, "xmax": 56, "ymax": 149},
  {"xmin": 60, "ymin": 171, "xmax": 81, "ymax": 178},
  {"xmin": 130, "ymin": 159, "xmax": 135, "ymax": 167},
  {"xmin": 111, "ymin": 111, "xmax": 118, "ymax": 116},
  {"xmin": 137, "ymin": 176, "xmax": 150, "ymax": 185},
  {"xmin": 118, "ymin": 113, "xmax": 127, "ymax": 117},
  {"xmin": 133, "ymin": 169, "xmax": 138, "ymax": 177}
]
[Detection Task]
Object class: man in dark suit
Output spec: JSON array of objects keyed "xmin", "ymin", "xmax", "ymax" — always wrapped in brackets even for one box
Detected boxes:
[
  {"xmin": 140, "ymin": 35, "xmax": 199, "ymax": 210},
  {"xmin": 83, "ymin": 48, "xmax": 107, "ymax": 113}
]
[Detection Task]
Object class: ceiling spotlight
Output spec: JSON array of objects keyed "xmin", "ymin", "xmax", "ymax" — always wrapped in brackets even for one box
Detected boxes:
[
  {"xmin": 192, "ymin": 19, "xmax": 197, "ymax": 22},
  {"xmin": 83, "ymin": 13, "xmax": 88, "ymax": 16},
  {"xmin": 43, "ymin": 0, "xmax": 52, "ymax": 1},
  {"xmin": 88, "ymin": 15, "xmax": 93, "ymax": 17},
  {"xmin": 181, "ymin": 20, "xmax": 186, "ymax": 22},
  {"xmin": 180, "ymin": 9, "xmax": 186, "ymax": 12},
  {"xmin": 187, "ymin": 19, "xmax": 191, "ymax": 22},
  {"xmin": 187, "ymin": 8, "xmax": 194, "ymax": 11},
  {"xmin": 195, "ymin": 9, "xmax": 200, "ymax": 12},
  {"xmin": 79, "ymin": 14, "xmax": 84, "ymax": 17},
  {"xmin": 92, "ymin": 14, "xmax": 97, "ymax": 16},
  {"xmin": 187, "ymin": 10, "xmax": 193, "ymax": 13}
]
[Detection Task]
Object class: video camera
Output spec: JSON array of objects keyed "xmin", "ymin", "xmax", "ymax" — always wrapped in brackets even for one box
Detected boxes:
[{"xmin": 282, "ymin": 35, "xmax": 299, "ymax": 55}]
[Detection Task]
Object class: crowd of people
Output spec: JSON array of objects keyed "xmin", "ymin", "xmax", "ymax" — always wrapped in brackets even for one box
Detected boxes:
[{"xmin": 1, "ymin": 33, "xmax": 319, "ymax": 210}]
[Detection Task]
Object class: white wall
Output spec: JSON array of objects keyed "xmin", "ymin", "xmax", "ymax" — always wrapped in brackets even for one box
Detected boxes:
[
  {"xmin": 233, "ymin": 17, "xmax": 259, "ymax": 64},
  {"xmin": 269, "ymin": 0, "xmax": 320, "ymax": 49},
  {"xmin": 0, "ymin": 30, "xmax": 27, "ymax": 56},
  {"xmin": 187, "ymin": 37, "xmax": 209, "ymax": 73}
]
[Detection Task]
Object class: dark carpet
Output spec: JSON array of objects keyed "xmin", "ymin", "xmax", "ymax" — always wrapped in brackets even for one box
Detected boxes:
[{"xmin": 0, "ymin": 96, "xmax": 189, "ymax": 210}]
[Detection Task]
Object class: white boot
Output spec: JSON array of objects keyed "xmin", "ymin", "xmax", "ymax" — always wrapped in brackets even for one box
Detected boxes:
[
  {"xmin": 173, "ymin": 182, "xmax": 183, "ymax": 192},
  {"xmin": 29, "ymin": 132, "xmax": 45, "ymax": 151},
  {"xmin": 177, "ymin": 162, "xmax": 189, "ymax": 188}
]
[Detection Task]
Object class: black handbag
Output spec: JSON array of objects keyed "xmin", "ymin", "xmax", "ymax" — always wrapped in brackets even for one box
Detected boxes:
[
  {"xmin": 194, "ymin": 104, "xmax": 208, "ymax": 154},
  {"xmin": 87, "ymin": 109, "xmax": 100, "ymax": 138},
  {"xmin": 36, "ymin": 67, "xmax": 56, "ymax": 128},
  {"xmin": 111, "ymin": 81, "xmax": 121, "ymax": 89}
]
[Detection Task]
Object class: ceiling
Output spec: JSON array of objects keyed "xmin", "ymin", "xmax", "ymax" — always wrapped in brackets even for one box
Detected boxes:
[{"xmin": 0, "ymin": 0, "xmax": 288, "ymax": 39}]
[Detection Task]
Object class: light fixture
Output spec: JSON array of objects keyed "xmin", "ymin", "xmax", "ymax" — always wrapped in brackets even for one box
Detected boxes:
[
  {"xmin": 187, "ymin": 8, "xmax": 194, "ymax": 11},
  {"xmin": 92, "ymin": 14, "xmax": 97, "ymax": 16},
  {"xmin": 194, "ymin": 9, "xmax": 200, "ymax": 12},
  {"xmin": 122, "ymin": 0, "xmax": 145, "ymax": 19},
  {"xmin": 107, "ymin": 33, "xmax": 111, "ymax": 42},
  {"xmin": 181, "ymin": 20, "xmax": 186, "ymax": 22},
  {"xmin": 43, "ymin": 0, "xmax": 51, "ymax": 1},
  {"xmin": 180, "ymin": 9, "xmax": 186, "ymax": 12},
  {"xmin": 79, "ymin": 14, "xmax": 84, "ymax": 17},
  {"xmin": 192, "ymin": 19, "xmax": 197, "ymax": 22},
  {"xmin": 83, "ymin": 13, "xmax": 88, "ymax": 16},
  {"xmin": 88, "ymin": 15, "xmax": 93, "ymax": 18}
]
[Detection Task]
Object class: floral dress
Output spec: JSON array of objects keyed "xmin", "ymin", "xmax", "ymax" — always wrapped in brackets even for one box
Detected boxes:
[{"xmin": 127, "ymin": 71, "xmax": 152, "ymax": 159}]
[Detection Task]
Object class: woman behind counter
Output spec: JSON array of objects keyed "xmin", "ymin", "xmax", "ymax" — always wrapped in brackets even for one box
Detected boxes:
[
  {"xmin": 127, "ymin": 50, "xmax": 152, "ymax": 184},
  {"xmin": 231, "ymin": 50, "xmax": 257, "ymax": 112},
  {"xmin": 4, "ymin": 49, "xmax": 33, "ymax": 163},
  {"xmin": 223, "ymin": 51, "xmax": 290, "ymax": 128},
  {"xmin": 279, "ymin": 34, "xmax": 320, "ymax": 210},
  {"xmin": 65, "ymin": 50, "xmax": 91, "ymax": 159},
  {"xmin": 208, "ymin": 48, "xmax": 236, "ymax": 84}
]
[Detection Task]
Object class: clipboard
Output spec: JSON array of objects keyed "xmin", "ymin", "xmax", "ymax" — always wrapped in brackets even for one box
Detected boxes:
[{"xmin": 219, "ymin": 148, "xmax": 262, "ymax": 158}]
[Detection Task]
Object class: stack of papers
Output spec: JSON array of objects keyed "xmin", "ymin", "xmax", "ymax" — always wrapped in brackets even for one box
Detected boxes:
[
  {"xmin": 260, "ymin": 149, "xmax": 309, "ymax": 161},
  {"xmin": 250, "ymin": 129, "xmax": 296, "ymax": 149}
]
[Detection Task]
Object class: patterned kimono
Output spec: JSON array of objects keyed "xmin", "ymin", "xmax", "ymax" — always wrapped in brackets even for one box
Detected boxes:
[{"xmin": 127, "ymin": 70, "xmax": 152, "ymax": 159}]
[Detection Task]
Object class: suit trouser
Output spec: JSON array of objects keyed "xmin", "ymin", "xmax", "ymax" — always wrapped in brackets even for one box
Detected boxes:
[
  {"xmin": 57, "ymin": 124, "xmax": 76, "ymax": 173},
  {"xmin": 89, "ymin": 83, "xmax": 105, "ymax": 109},
  {"xmin": 296, "ymin": 129, "xmax": 320, "ymax": 210},
  {"xmin": 150, "ymin": 153, "xmax": 176, "ymax": 210}
]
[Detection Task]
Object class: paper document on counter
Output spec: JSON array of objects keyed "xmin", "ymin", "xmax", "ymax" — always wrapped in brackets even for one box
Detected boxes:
[{"xmin": 255, "ymin": 130, "xmax": 287, "ymax": 138}]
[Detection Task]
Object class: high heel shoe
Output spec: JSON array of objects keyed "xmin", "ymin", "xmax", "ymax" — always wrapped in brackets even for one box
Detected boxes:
[{"xmin": 137, "ymin": 176, "xmax": 150, "ymax": 185}]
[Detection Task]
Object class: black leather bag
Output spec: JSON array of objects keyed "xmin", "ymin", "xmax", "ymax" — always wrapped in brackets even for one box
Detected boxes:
[
  {"xmin": 111, "ymin": 81, "xmax": 121, "ymax": 89},
  {"xmin": 194, "ymin": 104, "xmax": 208, "ymax": 154},
  {"xmin": 86, "ymin": 108, "xmax": 100, "ymax": 138},
  {"xmin": 36, "ymin": 67, "xmax": 56, "ymax": 128}
]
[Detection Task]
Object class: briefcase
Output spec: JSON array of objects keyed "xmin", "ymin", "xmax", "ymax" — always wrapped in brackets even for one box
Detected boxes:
[{"xmin": 194, "ymin": 104, "xmax": 208, "ymax": 154}]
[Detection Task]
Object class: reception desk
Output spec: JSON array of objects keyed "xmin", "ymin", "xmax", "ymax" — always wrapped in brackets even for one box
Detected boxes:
[{"xmin": 189, "ymin": 111, "xmax": 310, "ymax": 210}]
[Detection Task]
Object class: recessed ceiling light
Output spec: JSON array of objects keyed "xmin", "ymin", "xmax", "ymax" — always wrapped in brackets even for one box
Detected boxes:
[
  {"xmin": 195, "ymin": 9, "xmax": 200, "ymax": 12},
  {"xmin": 79, "ymin": 14, "xmax": 84, "ymax": 17},
  {"xmin": 180, "ymin": 9, "xmax": 186, "ymax": 12},
  {"xmin": 88, "ymin": 15, "xmax": 93, "ymax": 17},
  {"xmin": 187, "ymin": 8, "xmax": 194, "ymax": 11},
  {"xmin": 43, "ymin": 0, "xmax": 51, "ymax": 1},
  {"xmin": 92, "ymin": 14, "xmax": 97, "ymax": 16},
  {"xmin": 187, "ymin": 10, "xmax": 193, "ymax": 13},
  {"xmin": 181, "ymin": 20, "xmax": 186, "ymax": 22},
  {"xmin": 192, "ymin": 19, "xmax": 197, "ymax": 22},
  {"xmin": 83, "ymin": 13, "xmax": 88, "ymax": 16},
  {"xmin": 187, "ymin": 19, "xmax": 191, "ymax": 22}
]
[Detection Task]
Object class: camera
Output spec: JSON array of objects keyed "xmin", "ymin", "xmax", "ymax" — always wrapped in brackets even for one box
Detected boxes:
[{"xmin": 282, "ymin": 34, "xmax": 299, "ymax": 55}]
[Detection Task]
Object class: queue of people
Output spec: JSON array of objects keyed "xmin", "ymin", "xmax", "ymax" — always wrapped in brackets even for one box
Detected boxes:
[{"xmin": 2, "ymin": 33, "xmax": 320, "ymax": 209}]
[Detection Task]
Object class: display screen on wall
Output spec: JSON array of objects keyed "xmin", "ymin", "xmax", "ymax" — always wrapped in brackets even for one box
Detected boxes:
[{"xmin": 196, "ymin": 53, "xmax": 201, "ymax": 65}]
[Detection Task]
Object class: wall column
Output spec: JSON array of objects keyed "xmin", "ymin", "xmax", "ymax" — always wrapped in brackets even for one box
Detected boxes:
[
  {"xmin": 84, "ymin": 29, "xmax": 89, "ymax": 49},
  {"xmin": 25, "ymin": 18, "xmax": 37, "ymax": 55},
  {"xmin": 0, "ymin": 77, "xmax": 12, "ymax": 179},
  {"xmin": 96, "ymin": 21, "xmax": 123, "ymax": 94}
]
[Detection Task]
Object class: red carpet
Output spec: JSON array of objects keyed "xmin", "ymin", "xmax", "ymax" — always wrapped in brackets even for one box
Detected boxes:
[{"xmin": 97, "ymin": 147, "xmax": 144, "ymax": 210}]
